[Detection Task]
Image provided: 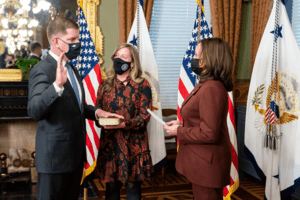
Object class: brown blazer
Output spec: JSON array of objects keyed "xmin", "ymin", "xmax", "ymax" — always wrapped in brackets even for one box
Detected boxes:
[{"xmin": 176, "ymin": 79, "xmax": 231, "ymax": 188}]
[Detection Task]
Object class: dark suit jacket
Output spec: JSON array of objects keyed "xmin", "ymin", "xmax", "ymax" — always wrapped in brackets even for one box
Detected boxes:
[
  {"xmin": 176, "ymin": 80, "xmax": 231, "ymax": 188},
  {"xmin": 27, "ymin": 53, "xmax": 97, "ymax": 173},
  {"xmin": 27, "ymin": 54, "xmax": 41, "ymax": 61}
]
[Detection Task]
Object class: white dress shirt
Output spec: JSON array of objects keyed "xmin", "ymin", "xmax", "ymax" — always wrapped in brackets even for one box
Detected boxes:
[{"xmin": 49, "ymin": 51, "xmax": 82, "ymax": 104}]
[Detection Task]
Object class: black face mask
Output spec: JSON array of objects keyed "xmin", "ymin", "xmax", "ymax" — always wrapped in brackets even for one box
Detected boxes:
[
  {"xmin": 113, "ymin": 58, "xmax": 131, "ymax": 75},
  {"xmin": 191, "ymin": 58, "xmax": 203, "ymax": 75},
  {"xmin": 59, "ymin": 39, "xmax": 81, "ymax": 60}
]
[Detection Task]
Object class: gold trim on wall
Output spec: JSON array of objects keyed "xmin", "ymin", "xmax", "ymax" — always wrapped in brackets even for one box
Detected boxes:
[
  {"xmin": 0, "ymin": 69, "xmax": 22, "ymax": 82},
  {"xmin": 80, "ymin": 0, "xmax": 104, "ymax": 65}
]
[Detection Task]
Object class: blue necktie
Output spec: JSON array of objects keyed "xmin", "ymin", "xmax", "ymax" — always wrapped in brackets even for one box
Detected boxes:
[{"xmin": 66, "ymin": 62, "xmax": 81, "ymax": 106}]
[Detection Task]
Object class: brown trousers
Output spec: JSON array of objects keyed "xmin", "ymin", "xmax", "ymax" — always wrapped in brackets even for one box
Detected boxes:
[{"xmin": 192, "ymin": 183, "xmax": 223, "ymax": 200}]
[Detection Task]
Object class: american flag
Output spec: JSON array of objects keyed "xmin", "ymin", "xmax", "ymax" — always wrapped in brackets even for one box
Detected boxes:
[
  {"xmin": 177, "ymin": 4, "xmax": 239, "ymax": 199},
  {"xmin": 70, "ymin": 7, "xmax": 102, "ymax": 182},
  {"xmin": 264, "ymin": 102, "xmax": 279, "ymax": 124},
  {"xmin": 177, "ymin": 5, "xmax": 212, "ymax": 121}
]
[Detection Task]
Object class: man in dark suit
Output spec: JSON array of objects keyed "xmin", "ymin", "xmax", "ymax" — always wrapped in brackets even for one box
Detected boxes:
[
  {"xmin": 27, "ymin": 17, "xmax": 123, "ymax": 200},
  {"xmin": 28, "ymin": 41, "xmax": 42, "ymax": 61}
]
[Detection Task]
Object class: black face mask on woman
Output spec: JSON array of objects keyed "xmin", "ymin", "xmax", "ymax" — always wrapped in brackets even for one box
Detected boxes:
[
  {"xmin": 191, "ymin": 58, "xmax": 203, "ymax": 75},
  {"xmin": 113, "ymin": 58, "xmax": 131, "ymax": 75},
  {"xmin": 58, "ymin": 39, "xmax": 81, "ymax": 60}
]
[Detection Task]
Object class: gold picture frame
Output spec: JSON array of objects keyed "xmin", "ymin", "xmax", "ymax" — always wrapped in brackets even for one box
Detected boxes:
[{"xmin": 79, "ymin": 0, "xmax": 104, "ymax": 65}]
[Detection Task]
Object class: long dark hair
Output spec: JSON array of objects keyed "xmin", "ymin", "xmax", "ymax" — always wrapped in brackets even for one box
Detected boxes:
[{"xmin": 199, "ymin": 38, "xmax": 233, "ymax": 91}]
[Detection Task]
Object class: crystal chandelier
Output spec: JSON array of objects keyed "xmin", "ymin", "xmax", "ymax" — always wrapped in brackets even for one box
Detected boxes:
[
  {"xmin": 0, "ymin": 0, "xmax": 50, "ymax": 29},
  {"xmin": 0, "ymin": 0, "xmax": 52, "ymax": 53}
]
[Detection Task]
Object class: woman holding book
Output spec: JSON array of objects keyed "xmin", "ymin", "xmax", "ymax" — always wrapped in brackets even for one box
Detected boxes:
[{"xmin": 95, "ymin": 43, "xmax": 153, "ymax": 200}]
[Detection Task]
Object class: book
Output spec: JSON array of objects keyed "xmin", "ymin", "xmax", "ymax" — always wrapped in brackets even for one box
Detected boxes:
[{"xmin": 99, "ymin": 118, "xmax": 122, "ymax": 126}]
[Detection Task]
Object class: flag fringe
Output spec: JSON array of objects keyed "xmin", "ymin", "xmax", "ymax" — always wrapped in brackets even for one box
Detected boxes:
[
  {"xmin": 224, "ymin": 178, "xmax": 240, "ymax": 200},
  {"xmin": 80, "ymin": 159, "xmax": 98, "ymax": 185}
]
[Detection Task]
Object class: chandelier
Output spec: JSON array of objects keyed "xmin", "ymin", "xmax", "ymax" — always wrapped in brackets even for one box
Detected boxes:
[
  {"xmin": 0, "ymin": 0, "xmax": 51, "ymax": 29},
  {"xmin": 0, "ymin": 0, "xmax": 52, "ymax": 53}
]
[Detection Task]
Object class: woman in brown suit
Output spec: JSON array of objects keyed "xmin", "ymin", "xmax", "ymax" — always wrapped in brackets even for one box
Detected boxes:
[{"xmin": 163, "ymin": 38, "xmax": 233, "ymax": 200}]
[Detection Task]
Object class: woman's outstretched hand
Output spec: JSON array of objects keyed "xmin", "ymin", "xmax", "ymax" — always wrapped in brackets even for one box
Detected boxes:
[
  {"xmin": 163, "ymin": 124, "xmax": 179, "ymax": 137},
  {"xmin": 103, "ymin": 122, "xmax": 126, "ymax": 129},
  {"xmin": 165, "ymin": 120, "xmax": 182, "ymax": 126}
]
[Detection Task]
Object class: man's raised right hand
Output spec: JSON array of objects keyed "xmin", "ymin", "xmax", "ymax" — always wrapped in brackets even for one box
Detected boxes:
[{"xmin": 55, "ymin": 53, "xmax": 67, "ymax": 88}]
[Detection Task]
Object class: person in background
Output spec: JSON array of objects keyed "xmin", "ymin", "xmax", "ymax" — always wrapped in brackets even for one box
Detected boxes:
[
  {"xmin": 95, "ymin": 43, "xmax": 153, "ymax": 200},
  {"xmin": 27, "ymin": 16, "xmax": 123, "ymax": 200},
  {"xmin": 13, "ymin": 49, "xmax": 21, "ymax": 63},
  {"xmin": 5, "ymin": 54, "xmax": 18, "ymax": 69},
  {"xmin": 0, "ymin": 46, "xmax": 8, "ymax": 69},
  {"xmin": 28, "ymin": 41, "xmax": 42, "ymax": 61},
  {"xmin": 163, "ymin": 38, "xmax": 233, "ymax": 200},
  {"xmin": 14, "ymin": 49, "xmax": 21, "ymax": 58},
  {"xmin": 21, "ymin": 44, "xmax": 28, "ymax": 58}
]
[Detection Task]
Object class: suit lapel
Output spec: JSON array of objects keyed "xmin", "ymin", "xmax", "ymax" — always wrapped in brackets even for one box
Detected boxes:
[{"xmin": 180, "ymin": 82, "xmax": 203, "ymax": 116}]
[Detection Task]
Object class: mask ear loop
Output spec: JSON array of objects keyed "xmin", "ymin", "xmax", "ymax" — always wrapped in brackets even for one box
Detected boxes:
[
  {"xmin": 56, "ymin": 38, "xmax": 65, "ymax": 54},
  {"xmin": 56, "ymin": 38, "xmax": 70, "ymax": 55}
]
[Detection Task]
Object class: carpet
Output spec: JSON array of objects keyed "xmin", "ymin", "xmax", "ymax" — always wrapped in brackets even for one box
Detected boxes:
[
  {"xmin": 91, "ymin": 174, "xmax": 266, "ymax": 200},
  {"xmin": 93, "ymin": 173, "xmax": 192, "ymax": 200},
  {"xmin": 231, "ymin": 179, "xmax": 265, "ymax": 200}
]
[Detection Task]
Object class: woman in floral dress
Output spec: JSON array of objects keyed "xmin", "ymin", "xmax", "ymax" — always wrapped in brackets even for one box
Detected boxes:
[{"xmin": 95, "ymin": 43, "xmax": 153, "ymax": 200}]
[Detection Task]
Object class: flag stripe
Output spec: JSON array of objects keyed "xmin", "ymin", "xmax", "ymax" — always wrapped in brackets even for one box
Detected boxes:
[
  {"xmin": 88, "ymin": 69, "xmax": 101, "ymax": 97},
  {"xmin": 84, "ymin": 75, "xmax": 96, "ymax": 104},
  {"xmin": 223, "ymin": 186, "xmax": 229, "ymax": 196},
  {"xmin": 177, "ymin": 91, "xmax": 184, "ymax": 110},
  {"xmin": 86, "ymin": 133, "xmax": 95, "ymax": 162},
  {"xmin": 231, "ymin": 145, "xmax": 239, "ymax": 173},
  {"xmin": 93, "ymin": 63, "xmax": 102, "ymax": 84},
  {"xmin": 86, "ymin": 120, "xmax": 98, "ymax": 154},
  {"xmin": 180, "ymin": 65, "xmax": 196, "ymax": 94},
  {"xmin": 230, "ymin": 162, "xmax": 239, "ymax": 182},
  {"xmin": 88, "ymin": 119, "xmax": 100, "ymax": 149},
  {"xmin": 230, "ymin": 177, "xmax": 234, "ymax": 187},
  {"xmin": 178, "ymin": 78, "xmax": 189, "ymax": 100},
  {"xmin": 85, "ymin": 144, "xmax": 91, "ymax": 168},
  {"xmin": 228, "ymin": 94, "xmax": 236, "ymax": 131},
  {"xmin": 177, "ymin": 104, "xmax": 182, "ymax": 122}
]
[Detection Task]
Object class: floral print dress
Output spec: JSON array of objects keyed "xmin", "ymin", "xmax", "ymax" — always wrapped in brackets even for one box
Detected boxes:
[{"xmin": 95, "ymin": 76, "xmax": 153, "ymax": 183}]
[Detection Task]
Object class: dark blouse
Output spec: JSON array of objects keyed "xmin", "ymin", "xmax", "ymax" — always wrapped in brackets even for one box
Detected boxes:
[{"xmin": 95, "ymin": 76, "xmax": 153, "ymax": 183}]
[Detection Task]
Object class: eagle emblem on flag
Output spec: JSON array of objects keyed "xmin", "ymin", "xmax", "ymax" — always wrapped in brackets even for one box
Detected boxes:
[{"xmin": 252, "ymin": 69, "xmax": 299, "ymax": 134}]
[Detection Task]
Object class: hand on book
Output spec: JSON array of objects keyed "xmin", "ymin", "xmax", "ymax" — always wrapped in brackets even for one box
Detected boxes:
[
  {"xmin": 103, "ymin": 122, "xmax": 126, "ymax": 129},
  {"xmin": 96, "ymin": 109, "xmax": 124, "ymax": 119}
]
